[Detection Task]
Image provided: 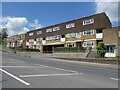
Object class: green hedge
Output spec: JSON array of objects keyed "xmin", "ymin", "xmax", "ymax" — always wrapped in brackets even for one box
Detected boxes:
[
  {"xmin": 9, "ymin": 47, "xmax": 40, "ymax": 52},
  {"xmin": 55, "ymin": 47, "xmax": 85, "ymax": 52}
]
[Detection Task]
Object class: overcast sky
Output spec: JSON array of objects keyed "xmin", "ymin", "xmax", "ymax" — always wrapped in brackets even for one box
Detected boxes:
[{"xmin": 1, "ymin": 1, "xmax": 119, "ymax": 36}]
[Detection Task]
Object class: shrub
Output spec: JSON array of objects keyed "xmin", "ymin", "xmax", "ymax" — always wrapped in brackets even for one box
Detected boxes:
[
  {"xmin": 96, "ymin": 42, "xmax": 107, "ymax": 58},
  {"xmin": 55, "ymin": 47, "xmax": 85, "ymax": 53},
  {"xmin": 9, "ymin": 47, "xmax": 40, "ymax": 52}
]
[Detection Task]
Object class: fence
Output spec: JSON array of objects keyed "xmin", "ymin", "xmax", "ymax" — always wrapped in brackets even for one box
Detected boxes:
[{"xmin": 95, "ymin": 50, "xmax": 116, "ymax": 58}]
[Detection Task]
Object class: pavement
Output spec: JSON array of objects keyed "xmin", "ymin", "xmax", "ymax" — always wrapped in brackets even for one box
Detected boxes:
[{"xmin": 0, "ymin": 52, "xmax": 119, "ymax": 88}]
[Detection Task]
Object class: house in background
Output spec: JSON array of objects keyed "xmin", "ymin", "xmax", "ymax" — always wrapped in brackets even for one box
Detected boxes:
[
  {"xmin": 7, "ymin": 33, "xmax": 26, "ymax": 48},
  {"xmin": 103, "ymin": 27, "xmax": 120, "ymax": 57}
]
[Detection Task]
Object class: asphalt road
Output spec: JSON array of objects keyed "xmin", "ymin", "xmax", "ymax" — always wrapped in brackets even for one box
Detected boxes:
[{"xmin": 1, "ymin": 52, "xmax": 119, "ymax": 88}]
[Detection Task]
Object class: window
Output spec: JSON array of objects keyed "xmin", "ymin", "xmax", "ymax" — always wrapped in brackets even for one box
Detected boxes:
[
  {"xmin": 53, "ymin": 35, "xmax": 61, "ymax": 39},
  {"xmin": 46, "ymin": 28, "xmax": 52, "ymax": 33},
  {"xmin": 83, "ymin": 30, "xmax": 94, "ymax": 35},
  {"xmin": 76, "ymin": 32, "xmax": 81, "ymax": 38},
  {"xmin": 83, "ymin": 18, "xmax": 94, "ymax": 25},
  {"xmin": 29, "ymin": 32, "xmax": 33, "ymax": 36},
  {"xmin": 65, "ymin": 33, "xmax": 75, "ymax": 38},
  {"xmin": 66, "ymin": 23, "xmax": 75, "ymax": 29},
  {"xmin": 118, "ymin": 31, "xmax": 120, "ymax": 37},
  {"xmin": 53, "ymin": 26, "xmax": 60, "ymax": 31},
  {"xmin": 37, "ymin": 31, "xmax": 42, "ymax": 34},
  {"xmin": 29, "ymin": 39, "xmax": 34, "ymax": 42},
  {"xmin": 46, "ymin": 36, "xmax": 53, "ymax": 40},
  {"xmin": 84, "ymin": 42, "xmax": 94, "ymax": 47},
  {"xmin": 66, "ymin": 43, "xmax": 74, "ymax": 47},
  {"xmin": 36, "ymin": 38, "xmax": 43, "ymax": 41}
]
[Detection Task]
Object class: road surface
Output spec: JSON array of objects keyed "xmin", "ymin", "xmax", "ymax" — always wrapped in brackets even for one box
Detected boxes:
[{"xmin": 0, "ymin": 52, "xmax": 119, "ymax": 88}]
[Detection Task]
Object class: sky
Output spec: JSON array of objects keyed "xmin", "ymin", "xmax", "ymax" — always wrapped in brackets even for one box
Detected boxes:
[{"xmin": 1, "ymin": 1, "xmax": 119, "ymax": 36}]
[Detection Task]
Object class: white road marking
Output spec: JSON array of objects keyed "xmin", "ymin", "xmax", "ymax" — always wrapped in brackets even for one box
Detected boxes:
[
  {"xmin": 0, "ymin": 68, "xmax": 30, "ymax": 86},
  {"xmin": 37, "ymin": 64, "xmax": 78, "ymax": 73},
  {"xmin": 110, "ymin": 78, "xmax": 119, "ymax": 81},
  {"xmin": 0, "ymin": 66, "xmax": 45, "ymax": 68},
  {"xmin": 20, "ymin": 73, "xmax": 83, "ymax": 78}
]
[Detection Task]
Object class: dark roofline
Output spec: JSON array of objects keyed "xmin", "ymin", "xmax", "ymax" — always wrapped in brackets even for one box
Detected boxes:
[
  {"xmin": 103, "ymin": 26, "xmax": 120, "ymax": 30},
  {"xmin": 27, "ymin": 12, "xmax": 108, "ymax": 33}
]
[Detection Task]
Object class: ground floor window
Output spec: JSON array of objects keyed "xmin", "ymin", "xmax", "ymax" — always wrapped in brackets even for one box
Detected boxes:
[
  {"xmin": 76, "ymin": 42, "xmax": 82, "ymax": 47},
  {"xmin": 84, "ymin": 41, "xmax": 94, "ymax": 47},
  {"xmin": 106, "ymin": 45, "xmax": 115, "ymax": 53},
  {"xmin": 66, "ymin": 43, "xmax": 74, "ymax": 47}
]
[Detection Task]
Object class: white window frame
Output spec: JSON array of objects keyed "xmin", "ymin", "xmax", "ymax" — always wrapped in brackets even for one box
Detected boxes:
[
  {"xmin": 46, "ymin": 28, "xmax": 52, "ymax": 33},
  {"xmin": 83, "ymin": 30, "xmax": 94, "ymax": 36},
  {"xmin": 37, "ymin": 31, "xmax": 42, "ymax": 34},
  {"xmin": 53, "ymin": 35, "xmax": 61, "ymax": 39},
  {"xmin": 65, "ymin": 33, "xmax": 75, "ymax": 38},
  {"xmin": 53, "ymin": 26, "xmax": 60, "ymax": 32},
  {"xmin": 29, "ymin": 32, "xmax": 33, "ymax": 36},
  {"xmin": 66, "ymin": 23, "xmax": 75, "ymax": 29},
  {"xmin": 46, "ymin": 36, "xmax": 53, "ymax": 40},
  {"xmin": 84, "ymin": 41, "xmax": 94, "ymax": 47},
  {"xmin": 66, "ymin": 43, "xmax": 74, "ymax": 47},
  {"xmin": 29, "ymin": 39, "xmax": 34, "ymax": 42},
  {"xmin": 36, "ymin": 38, "xmax": 43, "ymax": 41},
  {"xmin": 83, "ymin": 18, "xmax": 94, "ymax": 25},
  {"xmin": 76, "ymin": 32, "xmax": 81, "ymax": 38},
  {"xmin": 118, "ymin": 31, "xmax": 120, "ymax": 37}
]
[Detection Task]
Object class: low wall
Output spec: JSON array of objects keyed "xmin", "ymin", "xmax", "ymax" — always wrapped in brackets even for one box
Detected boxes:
[
  {"xmin": 52, "ymin": 53, "xmax": 86, "ymax": 58},
  {"xmin": 53, "ymin": 57, "xmax": 120, "ymax": 65},
  {"xmin": 7, "ymin": 51, "xmax": 120, "ymax": 65}
]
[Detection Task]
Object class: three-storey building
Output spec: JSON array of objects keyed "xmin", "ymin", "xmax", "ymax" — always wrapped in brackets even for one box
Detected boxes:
[{"xmin": 25, "ymin": 12, "xmax": 112, "ymax": 53}]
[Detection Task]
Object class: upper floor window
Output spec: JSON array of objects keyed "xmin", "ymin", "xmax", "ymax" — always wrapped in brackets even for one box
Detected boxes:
[
  {"xmin": 37, "ymin": 31, "xmax": 42, "ymax": 34},
  {"xmin": 118, "ymin": 31, "xmax": 120, "ymax": 37},
  {"xmin": 53, "ymin": 35, "xmax": 61, "ymax": 39},
  {"xmin": 83, "ymin": 30, "xmax": 94, "ymax": 35},
  {"xmin": 65, "ymin": 33, "xmax": 75, "ymax": 38},
  {"xmin": 66, "ymin": 23, "xmax": 75, "ymax": 29},
  {"xmin": 36, "ymin": 38, "xmax": 43, "ymax": 41},
  {"xmin": 76, "ymin": 32, "xmax": 81, "ymax": 38},
  {"xmin": 46, "ymin": 28, "xmax": 52, "ymax": 33},
  {"xmin": 84, "ymin": 41, "xmax": 94, "ymax": 47},
  {"xmin": 53, "ymin": 26, "xmax": 60, "ymax": 32},
  {"xmin": 29, "ymin": 32, "xmax": 33, "ymax": 36},
  {"xmin": 29, "ymin": 39, "xmax": 34, "ymax": 42},
  {"xmin": 83, "ymin": 18, "xmax": 94, "ymax": 25},
  {"xmin": 46, "ymin": 36, "xmax": 53, "ymax": 40}
]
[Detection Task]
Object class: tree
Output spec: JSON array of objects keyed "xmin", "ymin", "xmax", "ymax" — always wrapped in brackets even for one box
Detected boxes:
[
  {"xmin": 96, "ymin": 42, "xmax": 107, "ymax": 58},
  {"xmin": 0, "ymin": 28, "xmax": 8, "ymax": 45},
  {"xmin": 0, "ymin": 28, "xmax": 8, "ymax": 40}
]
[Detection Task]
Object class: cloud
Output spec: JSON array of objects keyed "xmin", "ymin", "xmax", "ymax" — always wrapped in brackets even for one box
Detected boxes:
[
  {"xmin": 18, "ymin": 27, "xmax": 30, "ymax": 35},
  {"xmin": 1, "ymin": 17, "xmax": 42, "ymax": 36},
  {"xmin": 95, "ymin": 0, "xmax": 119, "ymax": 24},
  {"xmin": 1, "ymin": 17, "xmax": 29, "ymax": 36},
  {"xmin": 29, "ymin": 19, "xmax": 42, "ymax": 29}
]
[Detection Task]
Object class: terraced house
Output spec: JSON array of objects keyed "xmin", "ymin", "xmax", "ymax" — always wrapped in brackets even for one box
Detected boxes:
[
  {"xmin": 25, "ymin": 12, "xmax": 112, "ymax": 53},
  {"xmin": 7, "ymin": 33, "xmax": 26, "ymax": 48}
]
